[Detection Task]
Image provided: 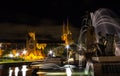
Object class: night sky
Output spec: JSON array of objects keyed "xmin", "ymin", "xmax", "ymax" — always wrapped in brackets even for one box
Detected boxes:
[{"xmin": 0, "ymin": 0, "xmax": 120, "ymax": 43}]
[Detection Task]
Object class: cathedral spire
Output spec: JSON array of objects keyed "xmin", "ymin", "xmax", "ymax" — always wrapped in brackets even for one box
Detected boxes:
[
  {"xmin": 62, "ymin": 22, "xmax": 65, "ymax": 35},
  {"xmin": 67, "ymin": 18, "xmax": 69, "ymax": 34},
  {"xmin": 61, "ymin": 18, "xmax": 73, "ymax": 45}
]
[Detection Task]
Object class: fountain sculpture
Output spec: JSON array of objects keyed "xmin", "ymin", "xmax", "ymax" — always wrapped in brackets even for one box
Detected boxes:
[
  {"xmin": 78, "ymin": 8, "xmax": 120, "ymax": 58},
  {"xmin": 78, "ymin": 8, "xmax": 120, "ymax": 76}
]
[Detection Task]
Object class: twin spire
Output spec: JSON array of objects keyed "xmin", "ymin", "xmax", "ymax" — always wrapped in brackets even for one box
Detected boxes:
[
  {"xmin": 62, "ymin": 19, "xmax": 71, "ymax": 35},
  {"xmin": 61, "ymin": 19, "xmax": 73, "ymax": 45}
]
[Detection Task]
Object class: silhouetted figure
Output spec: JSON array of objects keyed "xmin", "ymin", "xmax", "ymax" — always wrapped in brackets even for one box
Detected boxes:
[
  {"xmin": 104, "ymin": 34, "xmax": 115, "ymax": 56},
  {"xmin": 96, "ymin": 32, "xmax": 107, "ymax": 56}
]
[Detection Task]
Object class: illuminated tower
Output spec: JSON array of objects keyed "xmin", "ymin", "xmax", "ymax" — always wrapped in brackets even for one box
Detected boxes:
[
  {"xmin": 26, "ymin": 32, "xmax": 36, "ymax": 51},
  {"xmin": 61, "ymin": 19, "xmax": 74, "ymax": 45}
]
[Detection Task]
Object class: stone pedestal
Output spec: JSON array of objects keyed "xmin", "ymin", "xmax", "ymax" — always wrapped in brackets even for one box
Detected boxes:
[{"xmin": 92, "ymin": 56, "xmax": 120, "ymax": 76}]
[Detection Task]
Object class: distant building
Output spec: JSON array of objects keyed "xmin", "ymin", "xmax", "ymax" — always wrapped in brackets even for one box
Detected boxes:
[{"xmin": 61, "ymin": 19, "xmax": 74, "ymax": 46}]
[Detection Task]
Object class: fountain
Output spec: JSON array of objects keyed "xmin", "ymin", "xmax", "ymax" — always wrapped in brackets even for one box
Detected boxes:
[
  {"xmin": 78, "ymin": 8, "xmax": 120, "ymax": 57},
  {"xmin": 78, "ymin": 8, "xmax": 120, "ymax": 76},
  {"xmin": 91, "ymin": 8, "xmax": 120, "ymax": 56},
  {"xmin": 91, "ymin": 8, "xmax": 120, "ymax": 36}
]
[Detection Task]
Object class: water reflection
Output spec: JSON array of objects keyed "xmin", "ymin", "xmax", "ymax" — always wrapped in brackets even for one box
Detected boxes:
[
  {"xmin": 21, "ymin": 65, "xmax": 28, "ymax": 76},
  {"xmin": 15, "ymin": 67, "xmax": 19, "ymax": 76},
  {"xmin": 8, "ymin": 65, "xmax": 29, "ymax": 76},
  {"xmin": 32, "ymin": 63, "xmax": 88, "ymax": 76},
  {"xmin": 5, "ymin": 63, "xmax": 90, "ymax": 76},
  {"xmin": 66, "ymin": 67, "xmax": 72, "ymax": 76},
  {"xmin": 36, "ymin": 69, "xmax": 86, "ymax": 76},
  {"xmin": 9, "ymin": 67, "xmax": 13, "ymax": 76}
]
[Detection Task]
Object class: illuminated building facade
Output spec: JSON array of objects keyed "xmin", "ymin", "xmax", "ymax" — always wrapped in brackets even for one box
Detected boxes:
[{"xmin": 22, "ymin": 32, "xmax": 47, "ymax": 60}]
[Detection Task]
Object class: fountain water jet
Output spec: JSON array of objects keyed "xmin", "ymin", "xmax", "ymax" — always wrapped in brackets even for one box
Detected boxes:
[
  {"xmin": 91, "ymin": 8, "xmax": 120, "ymax": 56},
  {"xmin": 91, "ymin": 8, "xmax": 120, "ymax": 39}
]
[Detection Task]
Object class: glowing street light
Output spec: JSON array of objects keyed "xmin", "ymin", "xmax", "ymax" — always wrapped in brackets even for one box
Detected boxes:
[
  {"xmin": 9, "ymin": 54, "xmax": 14, "ymax": 58},
  {"xmin": 66, "ymin": 45, "xmax": 70, "ymax": 50},
  {"xmin": 49, "ymin": 50, "xmax": 53, "ymax": 54},
  {"xmin": 15, "ymin": 53, "xmax": 19, "ymax": 57},
  {"xmin": 22, "ymin": 49, "xmax": 27, "ymax": 55},
  {"xmin": 48, "ymin": 49, "xmax": 54, "ymax": 57}
]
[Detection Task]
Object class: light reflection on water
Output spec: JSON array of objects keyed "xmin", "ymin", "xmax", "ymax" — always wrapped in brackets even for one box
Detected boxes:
[
  {"xmin": 1, "ymin": 63, "xmax": 93, "ymax": 76},
  {"xmin": 35, "ymin": 69, "xmax": 91, "ymax": 76},
  {"xmin": 6, "ymin": 67, "xmax": 92, "ymax": 76},
  {"xmin": 8, "ymin": 67, "xmax": 13, "ymax": 76},
  {"xmin": 8, "ymin": 65, "xmax": 28, "ymax": 76},
  {"xmin": 37, "ymin": 71, "xmax": 85, "ymax": 76},
  {"xmin": 31, "ymin": 63, "xmax": 93, "ymax": 76}
]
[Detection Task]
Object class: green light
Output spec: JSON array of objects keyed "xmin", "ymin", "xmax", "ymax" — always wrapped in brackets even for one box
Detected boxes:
[{"xmin": 37, "ymin": 71, "xmax": 92, "ymax": 76}]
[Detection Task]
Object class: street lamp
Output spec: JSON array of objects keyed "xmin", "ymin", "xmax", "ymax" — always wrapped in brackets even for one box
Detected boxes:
[
  {"xmin": 65, "ymin": 45, "xmax": 70, "ymax": 64},
  {"xmin": 48, "ymin": 49, "xmax": 53, "ymax": 57}
]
